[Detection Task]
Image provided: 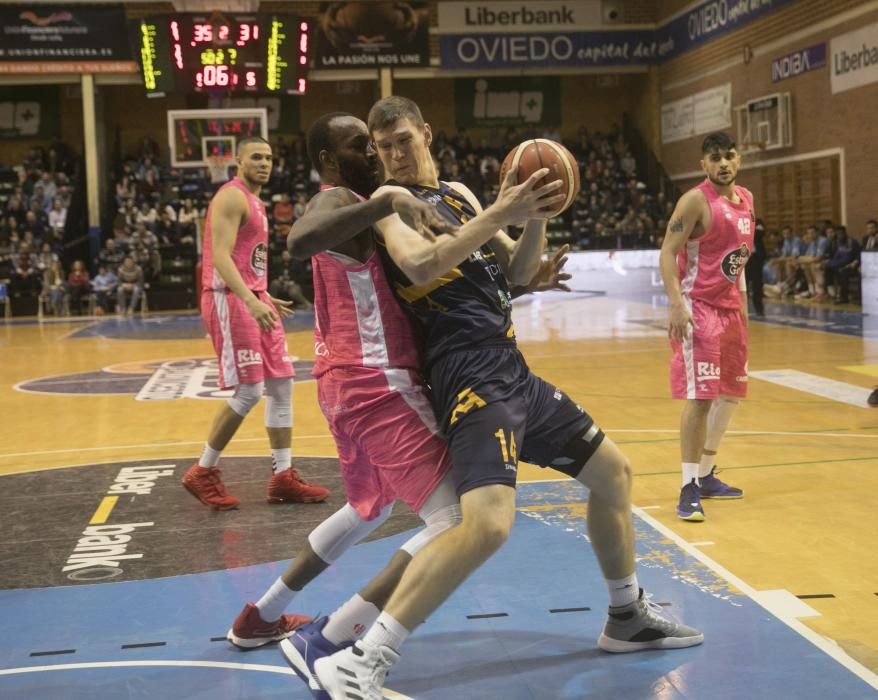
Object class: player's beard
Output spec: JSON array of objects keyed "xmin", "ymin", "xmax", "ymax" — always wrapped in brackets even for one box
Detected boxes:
[{"xmin": 707, "ymin": 171, "xmax": 735, "ymax": 188}]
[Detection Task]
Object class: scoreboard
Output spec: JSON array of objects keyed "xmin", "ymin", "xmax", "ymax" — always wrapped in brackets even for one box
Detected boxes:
[{"xmin": 134, "ymin": 13, "xmax": 309, "ymax": 97}]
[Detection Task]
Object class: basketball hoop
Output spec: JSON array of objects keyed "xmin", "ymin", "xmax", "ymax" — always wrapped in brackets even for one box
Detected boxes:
[
  {"xmin": 740, "ymin": 141, "xmax": 767, "ymax": 155},
  {"xmin": 206, "ymin": 154, "xmax": 233, "ymax": 184}
]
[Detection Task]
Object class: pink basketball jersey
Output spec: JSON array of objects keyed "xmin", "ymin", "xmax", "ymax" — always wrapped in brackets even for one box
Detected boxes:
[
  {"xmin": 311, "ymin": 188, "xmax": 422, "ymax": 377},
  {"xmin": 202, "ymin": 178, "xmax": 270, "ymax": 292},
  {"xmin": 678, "ymin": 180, "xmax": 755, "ymax": 309}
]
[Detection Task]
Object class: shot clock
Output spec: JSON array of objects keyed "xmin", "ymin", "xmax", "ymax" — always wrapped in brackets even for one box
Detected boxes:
[{"xmin": 133, "ymin": 13, "xmax": 309, "ymax": 97}]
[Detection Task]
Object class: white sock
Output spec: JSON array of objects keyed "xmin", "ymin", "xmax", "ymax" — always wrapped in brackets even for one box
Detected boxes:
[
  {"xmin": 698, "ymin": 452, "xmax": 715, "ymax": 479},
  {"xmin": 607, "ymin": 573, "xmax": 639, "ymax": 607},
  {"xmin": 362, "ymin": 612, "xmax": 410, "ymax": 652},
  {"xmin": 199, "ymin": 443, "xmax": 221, "ymax": 468},
  {"xmin": 322, "ymin": 594, "xmax": 381, "ymax": 645},
  {"xmin": 271, "ymin": 448, "xmax": 291, "ymax": 473},
  {"xmin": 682, "ymin": 462, "xmax": 700, "ymax": 487},
  {"xmin": 255, "ymin": 577, "xmax": 298, "ymax": 622}
]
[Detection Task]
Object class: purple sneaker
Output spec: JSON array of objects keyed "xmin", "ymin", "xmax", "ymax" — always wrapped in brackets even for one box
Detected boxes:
[
  {"xmin": 280, "ymin": 616, "xmax": 351, "ymax": 700},
  {"xmin": 677, "ymin": 480, "xmax": 705, "ymax": 521},
  {"xmin": 698, "ymin": 467, "xmax": 743, "ymax": 499}
]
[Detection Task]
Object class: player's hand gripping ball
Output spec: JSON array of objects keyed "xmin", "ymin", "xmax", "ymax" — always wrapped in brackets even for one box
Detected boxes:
[{"xmin": 499, "ymin": 139, "xmax": 581, "ymax": 218}]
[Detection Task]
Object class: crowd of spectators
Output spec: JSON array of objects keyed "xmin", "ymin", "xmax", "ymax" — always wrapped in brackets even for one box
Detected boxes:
[
  {"xmin": 757, "ymin": 218, "xmax": 875, "ymax": 306},
  {"xmin": 0, "ymin": 141, "xmax": 80, "ymax": 311},
  {"xmin": 7, "ymin": 132, "xmax": 874, "ymax": 317}
]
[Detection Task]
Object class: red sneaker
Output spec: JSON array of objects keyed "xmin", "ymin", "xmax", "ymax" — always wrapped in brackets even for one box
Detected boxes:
[
  {"xmin": 181, "ymin": 463, "xmax": 240, "ymax": 510},
  {"xmin": 267, "ymin": 468, "xmax": 330, "ymax": 504},
  {"xmin": 227, "ymin": 603, "xmax": 311, "ymax": 649}
]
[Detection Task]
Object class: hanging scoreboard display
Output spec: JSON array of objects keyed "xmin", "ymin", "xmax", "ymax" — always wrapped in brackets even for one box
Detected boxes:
[{"xmin": 133, "ymin": 13, "xmax": 310, "ymax": 97}]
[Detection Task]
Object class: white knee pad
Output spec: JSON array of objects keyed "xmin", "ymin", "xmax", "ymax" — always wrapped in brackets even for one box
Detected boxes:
[
  {"xmin": 308, "ymin": 502, "xmax": 393, "ymax": 564},
  {"xmin": 227, "ymin": 381, "xmax": 264, "ymax": 417},
  {"xmin": 399, "ymin": 475, "xmax": 462, "ymax": 556},
  {"xmin": 264, "ymin": 376, "xmax": 293, "ymax": 428},
  {"xmin": 400, "ymin": 502, "xmax": 462, "ymax": 557}
]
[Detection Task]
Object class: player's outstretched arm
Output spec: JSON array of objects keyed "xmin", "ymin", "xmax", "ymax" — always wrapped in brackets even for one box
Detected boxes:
[
  {"xmin": 660, "ymin": 190, "xmax": 704, "ymax": 343},
  {"xmin": 288, "ymin": 188, "xmax": 454, "ymax": 259}
]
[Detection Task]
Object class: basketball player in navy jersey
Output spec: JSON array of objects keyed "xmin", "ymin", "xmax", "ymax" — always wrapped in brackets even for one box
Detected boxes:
[{"xmin": 310, "ymin": 97, "xmax": 703, "ymax": 700}]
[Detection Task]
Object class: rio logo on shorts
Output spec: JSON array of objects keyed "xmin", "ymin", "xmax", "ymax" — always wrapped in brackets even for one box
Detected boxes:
[{"xmin": 15, "ymin": 356, "xmax": 314, "ymax": 400}]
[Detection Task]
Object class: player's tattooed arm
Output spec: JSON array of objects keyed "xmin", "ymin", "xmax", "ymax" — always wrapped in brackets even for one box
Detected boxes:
[{"xmin": 659, "ymin": 191, "xmax": 705, "ymax": 342}]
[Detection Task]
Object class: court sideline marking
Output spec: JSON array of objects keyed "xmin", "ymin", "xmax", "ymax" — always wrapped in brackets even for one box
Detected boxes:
[
  {"xmin": 1, "ymin": 428, "xmax": 876, "ymax": 465},
  {"xmin": 0, "ymin": 660, "xmax": 413, "ymax": 699}
]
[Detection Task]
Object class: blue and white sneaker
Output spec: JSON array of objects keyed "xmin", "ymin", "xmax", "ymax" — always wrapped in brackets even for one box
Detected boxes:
[
  {"xmin": 677, "ymin": 479, "xmax": 705, "ymax": 521},
  {"xmin": 279, "ymin": 616, "xmax": 350, "ymax": 700}
]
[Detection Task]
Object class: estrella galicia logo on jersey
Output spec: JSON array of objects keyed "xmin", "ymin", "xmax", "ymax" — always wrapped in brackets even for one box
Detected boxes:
[
  {"xmin": 15, "ymin": 357, "xmax": 314, "ymax": 400},
  {"xmin": 721, "ymin": 242, "xmax": 751, "ymax": 282},
  {"xmin": 251, "ymin": 242, "xmax": 268, "ymax": 276}
]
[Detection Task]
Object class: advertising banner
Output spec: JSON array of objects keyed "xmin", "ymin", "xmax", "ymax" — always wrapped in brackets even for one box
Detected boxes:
[
  {"xmin": 454, "ymin": 76, "xmax": 561, "ymax": 128},
  {"xmin": 0, "ymin": 86, "xmax": 60, "ymax": 139},
  {"xmin": 438, "ymin": 1, "xmax": 601, "ymax": 33},
  {"xmin": 0, "ymin": 5, "xmax": 135, "ymax": 73},
  {"xmin": 314, "ymin": 1, "xmax": 430, "ymax": 69},
  {"xmin": 771, "ymin": 43, "xmax": 826, "ymax": 83},
  {"xmin": 831, "ymin": 21, "xmax": 878, "ymax": 95}
]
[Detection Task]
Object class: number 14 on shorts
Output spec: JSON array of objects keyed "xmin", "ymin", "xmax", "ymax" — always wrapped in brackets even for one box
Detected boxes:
[{"xmin": 495, "ymin": 428, "xmax": 518, "ymax": 472}]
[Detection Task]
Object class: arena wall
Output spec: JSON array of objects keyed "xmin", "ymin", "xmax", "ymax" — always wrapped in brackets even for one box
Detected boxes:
[{"xmin": 656, "ymin": 0, "xmax": 878, "ymax": 236}]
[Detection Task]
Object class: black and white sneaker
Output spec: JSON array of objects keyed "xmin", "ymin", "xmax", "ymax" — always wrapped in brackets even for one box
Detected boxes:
[
  {"xmin": 313, "ymin": 641, "xmax": 399, "ymax": 700},
  {"xmin": 598, "ymin": 589, "xmax": 704, "ymax": 653}
]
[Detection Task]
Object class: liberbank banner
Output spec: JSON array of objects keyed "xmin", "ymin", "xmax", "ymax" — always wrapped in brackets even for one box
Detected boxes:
[{"xmin": 440, "ymin": 0, "xmax": 799, "ymax": 69}]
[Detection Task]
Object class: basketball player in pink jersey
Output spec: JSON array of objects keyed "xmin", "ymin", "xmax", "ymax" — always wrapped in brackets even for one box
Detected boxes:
[
  {"xmin": 660, "ymin": 132, "xmax": 751, "ymax": 522},
  {"xmin": 182, "ymin": 136, "xmax": 330, "ymax": 511}
]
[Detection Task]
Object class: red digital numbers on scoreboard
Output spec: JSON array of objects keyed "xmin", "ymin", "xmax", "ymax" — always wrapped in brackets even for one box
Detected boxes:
[{"xmin": 135, "ymin": 14, "xmax": 308, "ymax": 96}]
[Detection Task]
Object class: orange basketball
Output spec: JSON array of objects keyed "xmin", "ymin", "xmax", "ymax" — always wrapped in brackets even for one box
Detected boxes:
[{"xmin": 499, "ymin": 139, "xmax": 581, "ymax": 217}]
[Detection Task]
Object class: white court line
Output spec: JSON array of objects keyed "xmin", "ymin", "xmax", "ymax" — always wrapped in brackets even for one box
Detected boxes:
[
  {"xmin": 632, "ymin": 505, "xmax": 878, "ymax": 691},
  {"xmin": 0, "ymin": 660, "xmax": 414, "ymax": 698},
  {"xmin": 689, "ymin": 541, "xmax": 715, "ymax": 546},
  {"xmin": 518, "ymin": 478, "xmax": 878, "ymax": 690},
  {"xmin": 3, "ymin": 428, "xmax": 874, "ymax": 464},
  {"xmin": 0, "ymin": 435, "xmax": 333, "ymax": 461}
]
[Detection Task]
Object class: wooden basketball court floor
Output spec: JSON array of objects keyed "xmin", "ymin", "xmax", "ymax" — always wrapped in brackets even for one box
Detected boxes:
[{"xmin": 1, "ymin": 290, "xmax": 877, "ymax": 698}]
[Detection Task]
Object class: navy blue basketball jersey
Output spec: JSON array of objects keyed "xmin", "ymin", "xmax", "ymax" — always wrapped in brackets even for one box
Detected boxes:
[{"xmin": 377, "ymin": 181, "xmax": 515, "ymax": 367}]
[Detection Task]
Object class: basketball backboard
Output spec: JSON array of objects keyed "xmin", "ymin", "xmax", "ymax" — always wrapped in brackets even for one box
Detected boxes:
[
  {"xmin": 167, "ymin": 108, "xmax": 268, "ymax": 167},
  {"xmin": 734, "ymin": 92, "xmax": 793, "ymax": 154}
]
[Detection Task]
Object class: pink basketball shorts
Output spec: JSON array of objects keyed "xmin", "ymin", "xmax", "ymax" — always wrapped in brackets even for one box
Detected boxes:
[
  {"xmin": 201, "ymin": 289, "xmax": 294, "ymax": 390},
  {"xmin": 317, "ymin": 366, "xmax": 451, "ymax": 521},
  {"xmin": 670, "ymin": 299, "xmax": 748, "ymax": 400}
]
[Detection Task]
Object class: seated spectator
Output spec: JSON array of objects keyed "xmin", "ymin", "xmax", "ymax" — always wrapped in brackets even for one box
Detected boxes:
[
  {"xmin": 136, "ymin": 156, "xmax": 160, "ymax": 183},
  {"xmin": 863, "ymin": 219, "xmax": 878, "ymax": 252},
  {"xmin": 91, "ymin": 264, "xmax": 119, "ymax": 315},
  {"xmin": 135, "ymin": 200, "xmax": 158, "ymax": 229},
  {"xmin": 769, "ymin": 226, "xmax": 804, "ymax": 295},
  {"xmin": 97, "ymin": 237, "xmax": 125, "ymax": 270},
  {"xmin": 828, "ymin": 227, "xmax": 861, "ymax": 304},
  {"xmin": 35, "ymin": 242, "xmax": 58, "ymax": 271},
  {"xmin": 12, "ymin": 243, "xmax": 41, "ymax": 296},
  {"xmin": 177, "ymin": 198, "xmax": 201, "ymax": 242},
  {"xmin": 117, "ymin": 255, "xmax": 145, "ymax": 315},
  {"xmin": 67, "ymin": 259, "xmax": 91, "ymax": 314},
  {"xmin": 24, "ymin": 210, "xmax": 46, "ymax": 243},
  {"xmin": 47, "ymin": 198, "xmax": 67, "ymax": 237},
  {"xmin": 794, "ymin": 226, "xmax": 828, "ymax": 299},
  {"xmin": 137, "ymin": 168, "xmax": 161, "ymax": 202},
  {"xmin": 155, "ymin": 211, "xmax": 179, "ymax": 247},
  {"xmin": 116, "ymin": 175, "xmax": 135, "ymax": 206},
  {"xmin": 269, "ymin": 249, "xmax": 313, "ymax": 310},
  {"xmin": 42, "ymin": 259, "xmax": 67, "ymax": 315}
]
